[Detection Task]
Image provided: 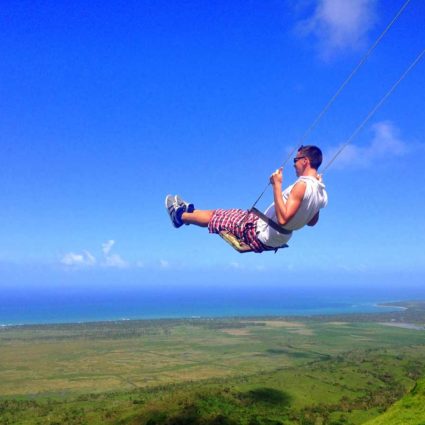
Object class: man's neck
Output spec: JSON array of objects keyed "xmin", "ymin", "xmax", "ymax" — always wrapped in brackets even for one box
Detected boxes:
[{"xmin": 301, "ymin": 168, "xmax": 318, "ymax": 178}]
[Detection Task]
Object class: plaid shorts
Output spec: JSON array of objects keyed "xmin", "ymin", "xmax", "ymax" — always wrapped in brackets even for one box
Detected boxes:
[{"xmin": 208, "ymin": 209, "xmax": 266, "ymax": 253}]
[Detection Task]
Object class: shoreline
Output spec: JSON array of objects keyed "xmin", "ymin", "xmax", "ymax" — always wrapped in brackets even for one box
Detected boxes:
[{"xmin": 1, "ymin": 300, "xmax": 419, "ymax": 328}]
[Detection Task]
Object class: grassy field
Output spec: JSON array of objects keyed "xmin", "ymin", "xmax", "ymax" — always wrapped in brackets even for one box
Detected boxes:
[{"xmin": 0, "ymin": 301, "xmax": 425, "ymax": 424}]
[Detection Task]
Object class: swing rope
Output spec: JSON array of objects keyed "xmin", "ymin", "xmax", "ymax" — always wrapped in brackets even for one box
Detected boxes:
[
  {"xmin": 250, "ymin": 0, "xmax": 412, "ymax": 211},
  {"xmin": 322, "ymin": 47, "xmax": 425, "ymax": 172},
  {"xmin": 251, "ymin": 45, "xmax": 425, "ymax": 220},
  {"xmin": 247, "ymin": 46, "xmax": 425, "ymax": 244}
]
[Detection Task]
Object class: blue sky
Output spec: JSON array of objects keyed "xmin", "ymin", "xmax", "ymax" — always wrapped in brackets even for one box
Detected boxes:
[{"xmin": 1, "ymin": 0, "xmax": 425, "ymax": 290}]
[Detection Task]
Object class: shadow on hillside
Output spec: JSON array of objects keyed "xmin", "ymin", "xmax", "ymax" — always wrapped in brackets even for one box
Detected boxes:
[
  {"xmin": 142, "ymin": 388, "xmax": 291, "ymax": 425},
  {"xmin": 241, "ymin": 387, "xmax": 292, "ymax": 406}
]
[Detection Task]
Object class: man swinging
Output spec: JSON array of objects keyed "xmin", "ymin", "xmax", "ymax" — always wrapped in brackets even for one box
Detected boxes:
[{"xmin": 165, "ymin": 145, "xmax": 328, "ymax": 253}]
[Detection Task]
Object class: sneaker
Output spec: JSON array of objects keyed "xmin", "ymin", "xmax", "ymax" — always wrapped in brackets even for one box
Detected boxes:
[
  {"xmin": 174, "ymin": 195, "xmax": 195, "ymax": 213},
  {"xmin": 165, "ymin": 194, "xmax": 185, "ymax": 228}
]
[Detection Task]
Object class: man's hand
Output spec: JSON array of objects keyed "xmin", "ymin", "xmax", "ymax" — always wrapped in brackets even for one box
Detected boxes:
[{"xmin": 270, "ymin": 167, "xmax": 283, "ymax": 186}]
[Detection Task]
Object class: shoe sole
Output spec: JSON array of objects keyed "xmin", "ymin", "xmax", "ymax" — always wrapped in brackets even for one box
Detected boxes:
[
  {"xmin": 165, "ymin": 194, "xmax": 183, "ymax": 228},
  {"xmin": 165, "ymin": 194, "xmax": 174, "ymax": 211}
]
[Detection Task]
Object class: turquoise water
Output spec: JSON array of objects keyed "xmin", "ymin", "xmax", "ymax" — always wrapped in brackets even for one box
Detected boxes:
[{"xmin": 0, "ymin": 283, "xmax": 420, "ymax": 325}]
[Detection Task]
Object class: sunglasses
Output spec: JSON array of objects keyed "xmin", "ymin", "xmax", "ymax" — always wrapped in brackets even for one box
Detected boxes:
[{"xmin": 293, "ymin": 156, "xmax": 306, "ymax": 164}]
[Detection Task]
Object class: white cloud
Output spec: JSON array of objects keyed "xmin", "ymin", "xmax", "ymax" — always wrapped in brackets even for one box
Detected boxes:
[
  {"xmin": 296, "ymin": 0, "xmax": 377, "ymax": 59},
  {"xmin": 326, "ymin": 121, "xmax": 408, "ymax": 169},
  {"xmin": 103, "ymin": 253, "xmax": 128, "ymax": 269},
  {"xmin": 102, "ymin": 240, "xmax": 115, "ymax": 256},
  {"xmin": 61, "ymin": 250, "xmax": 96, "ymax": 267},
  {"xmin": 61, "ymin": 240, "xmax": 131, "ymax": 269},
  {"xmin": 101, "ymin": 240, "xmax": 130, "ymax": 268}
]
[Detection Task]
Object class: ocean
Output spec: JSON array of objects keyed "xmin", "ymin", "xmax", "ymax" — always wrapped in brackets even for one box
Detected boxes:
[{"xmin": 1, "ymin": 282, "xmax": 423, "ymax": 326}]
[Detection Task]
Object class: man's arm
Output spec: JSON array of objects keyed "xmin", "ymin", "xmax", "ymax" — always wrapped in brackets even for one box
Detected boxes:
[
  {"xmin": 270, "ymin": 169, "xmax": 306, "ymax": 226},
  {"xmin": 307, "ymin": 211, "xmax": 319, "ymax": 226}
]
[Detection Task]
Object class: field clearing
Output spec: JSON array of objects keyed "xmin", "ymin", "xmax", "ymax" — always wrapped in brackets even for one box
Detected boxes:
[{"xmin": 1, "ymin": 317, "xmax": 425, "ymax": 397}]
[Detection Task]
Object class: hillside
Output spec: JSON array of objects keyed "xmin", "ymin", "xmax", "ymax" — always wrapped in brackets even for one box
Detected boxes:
[{"xmin": 364, "ymin": 378, "xmax": 425, "ymax": 425}]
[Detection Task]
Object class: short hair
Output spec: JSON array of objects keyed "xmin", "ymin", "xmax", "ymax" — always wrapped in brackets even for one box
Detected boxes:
[{"xmin": 298, "ymin": 145, "xmax": 323, "ymax": 169}]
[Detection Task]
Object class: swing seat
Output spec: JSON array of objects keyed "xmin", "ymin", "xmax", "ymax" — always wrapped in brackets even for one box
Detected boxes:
[
  {"xmin": 219, "ymin": 231, "xmax": 253, "ymax": 253},
  {"xmin": 219, "ymin": 230, "xmax": 288, "ymax": 254}
]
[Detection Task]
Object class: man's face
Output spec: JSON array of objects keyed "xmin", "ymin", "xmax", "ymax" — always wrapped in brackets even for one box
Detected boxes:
[{"xmin": 293, "ymin": 152, "xmax": 308, "ymax": 176}]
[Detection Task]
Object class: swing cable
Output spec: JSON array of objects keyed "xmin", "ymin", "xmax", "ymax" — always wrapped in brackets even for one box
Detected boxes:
[
  {"xmin": 322, "ymin": 46, "xmax": 425, "ymax": 172},
  {"xmin": 250, "ymin": 46, "xmax": 425, "ymax": 236},
  {"xmin": 227, "ymin": 45, "xmax": 425, "ymax": 252},
  {"xmin": 250, "ymin": 0, "xmax": 412, "ymax": 211}
]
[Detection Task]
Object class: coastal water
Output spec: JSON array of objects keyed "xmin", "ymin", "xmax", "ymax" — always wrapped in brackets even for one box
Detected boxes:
[{"xmin": 1, "ymin": 282, "xmax": 423, "ymax": 326}]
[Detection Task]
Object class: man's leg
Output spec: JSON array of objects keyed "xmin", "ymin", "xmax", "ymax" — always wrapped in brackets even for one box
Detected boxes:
[{"xmin": 181, "ymin": 210, "xmax": 214, "ymax": 227}]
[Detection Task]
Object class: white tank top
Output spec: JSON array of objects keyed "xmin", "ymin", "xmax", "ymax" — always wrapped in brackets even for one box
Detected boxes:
[{"xmin": 256, "ymin": 176, "xmax": 328, "ymax": 248}]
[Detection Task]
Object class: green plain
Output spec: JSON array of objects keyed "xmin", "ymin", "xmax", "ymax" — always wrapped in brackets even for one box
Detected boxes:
[{"xmin": 0, "ymin": 301, "xmax": 425, "ymax": 424}]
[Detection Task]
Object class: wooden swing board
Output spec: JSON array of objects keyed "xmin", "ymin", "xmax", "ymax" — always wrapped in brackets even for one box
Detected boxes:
[{"xmin": 219, "ymin": 230, "xmax": 253, "ymax": 253}]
